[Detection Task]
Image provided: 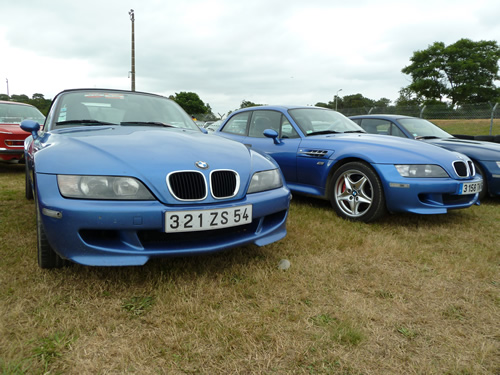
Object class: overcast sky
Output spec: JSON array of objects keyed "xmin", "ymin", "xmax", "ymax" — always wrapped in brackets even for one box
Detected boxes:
[{"xmin": 1, "ymin": 0, "xmax": 499, "ymax": 115}]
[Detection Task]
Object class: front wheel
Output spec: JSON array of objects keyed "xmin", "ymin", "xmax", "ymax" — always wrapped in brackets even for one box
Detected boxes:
[
  {"xmin": 36, "ymin": 195, "xmax": 67, "ymax": 269},
  {"xmin": 330, "ymin": 162, "xmax": 386, "ymax": 223}
]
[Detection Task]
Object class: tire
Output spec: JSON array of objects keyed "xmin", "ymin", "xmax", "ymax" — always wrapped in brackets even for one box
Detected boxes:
[
  {"xmin": 36, "ymin": 195, "xmax": 66, "ymax": 269},
  {"xmin": 473, "ymin": 162, "xmax": 488, "ymax": 201},
  {"xmin": 25, "ymin": 163, "xmax": 34, "ymax": 200},
  {"xmin": 330, "ymin": 161, "xmax": 386, "ymax": 223}
]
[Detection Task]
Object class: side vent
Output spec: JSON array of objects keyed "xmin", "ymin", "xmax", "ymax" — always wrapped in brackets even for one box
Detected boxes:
[{"xmin": 299, "ymin": 149, "xmax": 329, "ymax": 157}]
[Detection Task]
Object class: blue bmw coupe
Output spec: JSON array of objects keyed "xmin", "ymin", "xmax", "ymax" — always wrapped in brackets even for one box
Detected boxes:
[
  {"xmin": 21, "ymin": 89, "xmax": 291, "ymax": 268},
  {"xmin": 215, "ymin": 106, "xmax": 482, "ymax": 222},
  {"xmin": 350, "ymin": 114, "xmax": 500, "ymax": 200}
]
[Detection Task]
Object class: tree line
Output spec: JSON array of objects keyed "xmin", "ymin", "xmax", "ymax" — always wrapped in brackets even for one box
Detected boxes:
[
  {"xmin": 3, "ymin": 38, "xmax": 498, "ymax": 119},
  {"xmin": 0, "ymin": 93, "xmax": 52, "ymax": 115}
]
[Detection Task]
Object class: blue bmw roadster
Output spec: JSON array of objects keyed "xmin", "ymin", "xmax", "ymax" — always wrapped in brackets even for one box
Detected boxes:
[
  {"xmin": 215, "ymin": 105, "xmax": 482, "ymax": 222},
  {"xmin": 21, "ymin": 89, "xmax": 291, "ymax": 268}
]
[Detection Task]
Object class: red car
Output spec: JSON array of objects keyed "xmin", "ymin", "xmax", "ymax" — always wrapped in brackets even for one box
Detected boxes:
[{"xmin": 0, "ymin": 100, "xmax": 45, "ymax": 162}]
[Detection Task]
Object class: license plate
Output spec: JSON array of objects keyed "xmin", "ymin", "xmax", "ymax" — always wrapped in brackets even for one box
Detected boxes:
[
  {"xmin": 459, "ymin": 181, "xmax": 482, "ymax": 195},
  {"xmin": 165, "ymin": 205, "xmax": 252, "ymax": 233}
]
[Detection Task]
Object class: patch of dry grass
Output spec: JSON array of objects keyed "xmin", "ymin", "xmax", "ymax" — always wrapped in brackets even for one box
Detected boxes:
[{"xmin": 1, "ymin": 162, "xmax": 499, "ymax": 374}]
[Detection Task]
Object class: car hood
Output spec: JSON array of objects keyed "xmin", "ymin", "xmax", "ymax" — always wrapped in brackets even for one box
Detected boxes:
[
  {"xmin": 34, "ymin": 126, "xmax": 274, "ymax": 202},
  {"xmin": 1, "ymin": 123, "xmax": 27, "ymax": 134},
  {"xmin": 303, "ymin": 133, "xmax": 466, "ymax": 165},
  {"xmin": 425, "ymin": 137, "xmax": 500, "ymax": 161}
]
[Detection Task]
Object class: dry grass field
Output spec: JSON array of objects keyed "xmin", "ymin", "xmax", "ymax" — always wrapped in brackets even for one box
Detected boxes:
[{"xmin": 1, "ymin": 151, "xmax": 499, "ymax": 374}]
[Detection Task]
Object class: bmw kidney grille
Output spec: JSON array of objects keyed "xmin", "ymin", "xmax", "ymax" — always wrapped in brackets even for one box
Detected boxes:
[
  {"xmin": 452, "ymin": 160, "xmax": 475, "ymax": 178},
  {"xmin": 168, "ymin": 170, "xmax": 239, "ymax": 201}
]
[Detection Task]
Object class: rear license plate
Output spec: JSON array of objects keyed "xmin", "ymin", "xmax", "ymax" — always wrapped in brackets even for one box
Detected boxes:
[
  {"xmin": 459, "ymin": 181, "xmax": 482, "ymax": 195},
  {"xmin": 165, "ymin": 205, "xmax": 252, "ymax": 233}
]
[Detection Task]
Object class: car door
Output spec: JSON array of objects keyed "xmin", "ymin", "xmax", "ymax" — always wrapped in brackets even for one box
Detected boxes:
[{"xmin": 242, "ymin": 110, "xmax": 301, "ymax": 183}]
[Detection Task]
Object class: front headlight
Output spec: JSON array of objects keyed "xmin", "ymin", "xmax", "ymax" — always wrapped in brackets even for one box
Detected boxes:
[
  {"xmin": 395, "ymin": 164, "xmax": 449, "ymax": 178},
  {"xmin": 57, "ymin": 175, "xmax": 154, "ymax": 200},
  {"xmin": 247, "ymin": 169, "xmax": 283, "ymax": 194}
]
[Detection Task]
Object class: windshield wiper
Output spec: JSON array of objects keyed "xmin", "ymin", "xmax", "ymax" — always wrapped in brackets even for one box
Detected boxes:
[
  {"xmin": 308, "ymin": 130, "xmax": 340, "ymax": 136},
  {"xmin": 415, "ymin": 135, "xmax": 440, "ymax": 140},
  {"xmin": 56, "ymin": 119, "xmax": 115, "ymax": 125},
  {"xmin": 343, "ymin": 130, "xmax": 366, "ymax": 134},
  {"xmin": 120, "ymin": 121, "xmax": 174, "ymax": 127}
]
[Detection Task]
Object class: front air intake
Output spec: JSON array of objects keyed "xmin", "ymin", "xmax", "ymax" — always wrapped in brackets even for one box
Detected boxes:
[
  {"xmin": 168, "ymin": 171, "xmax": 207, "ymax": 200},
  {"xmin": 211, "ymin": 170, "xmax": 239, "ymax": 198},
  {"xmin": 452, "ymin": 160, "xmax": 474, "ymax": 178}
]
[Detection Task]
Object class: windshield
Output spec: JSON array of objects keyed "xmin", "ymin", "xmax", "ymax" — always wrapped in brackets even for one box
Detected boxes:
[
  {"xmin": 398, "ymin": 118, "xmax": 452, "ymax": 139},
  {"xmin": 51, "ymin": 91, "xmax": 199, "ymax": 131},
  {"xmin": 288, "ymin": 108, "xmax": 365, "ymax": 135},
  {"xmin": 0, "ymin": 102, "xmax": 45, "ymax": 124}
]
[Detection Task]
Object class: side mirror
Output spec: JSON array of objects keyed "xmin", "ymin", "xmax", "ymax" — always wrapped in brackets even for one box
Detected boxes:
[
  {"xmin": 263, "ymin": 129, "xmax": 280, "ymax": 144},
  {"xmin": 199, "ymin": 127, "xmax": 208, "ymax": 134},
  {"xmin": 20, "ymin": 120, "xmax": 41, "ymax": 140}
]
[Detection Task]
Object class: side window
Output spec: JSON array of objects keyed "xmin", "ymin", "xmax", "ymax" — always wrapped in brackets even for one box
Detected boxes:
[
  {"xmin": 220, "ymin": 112, "xmax": 250, "ymax": 135},
  {"xmin": 390, "ymin": 124, "xmax": 406, "ymax": 138},
  {"xmin": 281, "ymin": 117, "xmax": 299, "ymax": 138},
  {"xmin": 359, "ymin": 119, "xmax": 390, "ymax": 135},
  {"xmin": 248, "ymin": 110, "xmax": 281, "ymax": 138}
]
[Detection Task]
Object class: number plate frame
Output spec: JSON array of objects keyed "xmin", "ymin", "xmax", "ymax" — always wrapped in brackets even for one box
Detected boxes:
[
  {"xmin": 458, "ymin": 181, "xmax": 483, "ymax": 195},
  {"xmin": 165, "ymin": 205, "xmax": 252, "ymax": 233}
]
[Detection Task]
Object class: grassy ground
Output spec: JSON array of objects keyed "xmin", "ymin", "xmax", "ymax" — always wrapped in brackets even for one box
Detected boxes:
[
  {"xmin": 431, "ymin": 118, "xmax": 500, "ymax": 136},
  {"xmin": 1, "ymin": 119, "xmax": 500, "ymax": 375}
]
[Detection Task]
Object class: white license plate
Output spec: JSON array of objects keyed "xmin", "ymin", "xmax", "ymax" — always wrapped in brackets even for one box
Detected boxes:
[
  {"xmin": 165, "ymin": 205, "xmax": 252, "ymax": 233},
  {"xmin": 459, "ymin": 181, "xmax": 482, "ymax": 195}
]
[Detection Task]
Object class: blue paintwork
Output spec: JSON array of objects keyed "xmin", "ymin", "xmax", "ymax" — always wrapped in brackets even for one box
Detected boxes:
[
  {"xmin": 216, "ymin": 105, "xmax": 482, "ymax": 219},
  {"xmin": 22, "ymin": 89, "xmax": 291, "ymax": 267},
  {"xmin": 351, "ymin": 114, "xmax": 500, "ymax": 197}
]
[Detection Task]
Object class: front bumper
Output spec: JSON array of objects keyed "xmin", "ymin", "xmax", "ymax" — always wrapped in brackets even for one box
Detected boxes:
[
  {"xmin": 373, "ymin": 164, "xmax": 482, "ymax": 214},
  {"xmin": 0, "ymin": 148, "xmax": 24, "ymax": 161},
  {"xmin": 36, "ymin": 173, "xmax": 291, "ymax": 266}
]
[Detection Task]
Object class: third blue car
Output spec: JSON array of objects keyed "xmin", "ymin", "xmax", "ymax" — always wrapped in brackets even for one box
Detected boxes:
[{"xmin": 350, "ymin": 114, "xmax": 500, "ymax": 199}]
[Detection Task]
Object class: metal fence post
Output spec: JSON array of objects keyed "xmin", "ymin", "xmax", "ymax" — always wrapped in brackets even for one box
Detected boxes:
[
  {"xmin": 490, "ymin": 102, "xmax": 498, "ymax": 135},
  {"xmin": 419, "ymin": 105, "xmax": 426, "ymax": 118}
]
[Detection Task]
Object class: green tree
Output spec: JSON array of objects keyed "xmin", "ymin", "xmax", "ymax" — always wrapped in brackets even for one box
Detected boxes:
[
  {"xmin": 172, "ymin": 92, "xmax": 208, "ymax": 116},
  {"xmin": 240, "ymin": 100, "xmax": 262, "ymax": 108},
  {"xmin": 11, "ymin": 94, "xmax": 30, "ymax": 103},
  {"xmin": 314, "ymin": 102, "xmax": 331, "ymax": 109},
  {"xmin": 395, "ymin": 87, "xmax": 422, "ymax": 107},
  {"xmin": 29, "ymin": 93, "xmax": 52, "ymax": 115},
  {"xmin": 342, "ymin": 94, "xmax": 375, "ymax": 109},
  {"xmin": 373, "ymin": 98, "xmax": 391, "ymax": 108},
  {"xmin": 402, "ymin": 39, "xmax": 500, "ymax": 106}
]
